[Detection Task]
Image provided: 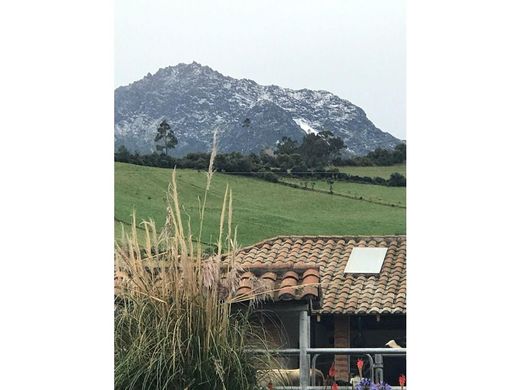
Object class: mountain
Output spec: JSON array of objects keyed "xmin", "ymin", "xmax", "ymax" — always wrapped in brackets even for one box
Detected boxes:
[{"xmin": 115, "ymin": 62, "xmax": 402, "ymax": 156}]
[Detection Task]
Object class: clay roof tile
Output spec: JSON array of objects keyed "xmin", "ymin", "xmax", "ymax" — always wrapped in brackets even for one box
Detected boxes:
[{"xmin": 230, "ymin": 235, "xmax": 405, "ymax": 314}]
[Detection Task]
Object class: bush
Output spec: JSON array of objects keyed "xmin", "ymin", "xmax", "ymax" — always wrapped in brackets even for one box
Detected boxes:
[
  {"xmin": 114, "ymin": 145, "xmax": 277, "ymax": 389},
  {"xmin": 387, "ymin": 172, "xmax": 406, "ymax": 187},
  {"xmin": 290, "ymin": 165, "xmax": 309, "ymax": 177},
  {"xmin": 257, "ymin": 170, "xmax": 279, "ymax": 183}
]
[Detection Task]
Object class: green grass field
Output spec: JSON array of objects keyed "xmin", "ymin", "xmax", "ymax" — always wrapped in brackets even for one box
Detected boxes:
[
  {"xmin": 334, "ymin": 164, "xmax": 406, "ymax": 179},
  {"xmin": 281, "ymin": 178, "xmax": 406, "ymax": 206},
  {"xmin": 115, "ymin": 162, "xmax": 406, "ymax": 248}
]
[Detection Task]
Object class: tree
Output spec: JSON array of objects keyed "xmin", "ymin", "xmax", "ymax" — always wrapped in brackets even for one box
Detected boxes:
[
  {"xmin": 115, "ymin": 145, "xmax": 131, "ymax": 162},
  {"xmin": 155, "ymin": 120, "xmax": 178, "ymax": 156},
  {"xmin": 327, "ymin": 178, "xmax": 335, "ymax": 194},
  {"xmin": 367, "ymin": 147, "xmax": 393, "ymax": 166},
  {"xmin": 275, "ymin": 136, "xmax": 299, "ymax": 155},
  {"xmin": 242, "ymin": 117, "xmax": 251, "ymax": 128},
  {"xmin": 299, "ymin": 131, "xmax": 345, "ymax": 167},
  {"xmin": 392, "ymin": 143, "xmax": 406, "ymax": 164},
  {"xmin": 319, "ymin": 130, "xmax": 345, "ymax": 160},
  {"xmin": 388, "ymin": 172, "xmax": 406, "ymax": 187}
]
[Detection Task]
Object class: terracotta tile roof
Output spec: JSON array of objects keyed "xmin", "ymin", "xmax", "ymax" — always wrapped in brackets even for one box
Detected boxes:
[
  {"xmin": 233, "ymin": 236, "xmax": 406, "ymax": 314},
  {"xmin": 236, "ymin": 268, "xmax": 320, "ymax": 301}
]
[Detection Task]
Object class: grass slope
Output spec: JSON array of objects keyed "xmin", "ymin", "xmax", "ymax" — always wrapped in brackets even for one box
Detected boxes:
[
  {"xmin": 115, "ymin": 162, "xmax": 406, "ymax": 247},
  {"xmin": 335, "ymin": 164, "xmax": 406, "ymax": 179},
  {"xmin": 282, "ymin": 178, "xmax": 406, "ymax": 206}
]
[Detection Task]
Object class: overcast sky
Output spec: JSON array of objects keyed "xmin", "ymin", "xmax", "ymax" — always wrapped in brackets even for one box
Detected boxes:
[{"xmin": 115, "ymin": 0, "xmax": 406, "ymax": 139}]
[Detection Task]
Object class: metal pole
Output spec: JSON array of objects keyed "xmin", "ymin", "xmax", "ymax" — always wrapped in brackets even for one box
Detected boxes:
[
  {"xmin": 299, "ymin": 310, "xmax": 310, "ymax": 390},
  {"xmin": 365, "ymin": 353, "xmax": 375, "ymax": 382},
  {"xmin": 307, "ymin": 348, "xmax": 405, "ymax": 354},
  {"xmin": 374, "ymin": 354, "xmax": 384, "ymax": 383},
  {"xmin": 311, "ymin": 354, "xmax": 320, "ymax": 386},
  {"xmin": 249, "ymin": 347, "xmax": 405, "ymax": 355}
]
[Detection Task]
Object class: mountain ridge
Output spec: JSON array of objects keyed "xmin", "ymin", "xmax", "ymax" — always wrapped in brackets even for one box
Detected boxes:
[{"xmin": 115, "ymin": 61, "xmax": 402, "ymax": 156}]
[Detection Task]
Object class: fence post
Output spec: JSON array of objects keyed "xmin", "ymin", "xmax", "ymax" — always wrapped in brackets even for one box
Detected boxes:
[{"xmin": 299, "ymin": 310, "xmax": 310, "ymax": 389}]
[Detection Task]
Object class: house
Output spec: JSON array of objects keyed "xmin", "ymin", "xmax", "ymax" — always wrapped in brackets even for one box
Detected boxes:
[{"xmin": 231, "ymin": 235, "xmax": 406, "ymax": 387}]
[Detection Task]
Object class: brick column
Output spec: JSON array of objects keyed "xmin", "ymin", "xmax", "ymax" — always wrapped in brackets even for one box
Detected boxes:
[{"xmin": 334, "ymin": 315, "xmax": 350, "ymax": 382}]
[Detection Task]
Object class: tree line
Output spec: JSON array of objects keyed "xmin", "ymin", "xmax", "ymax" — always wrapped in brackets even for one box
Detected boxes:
[{"xmin": 115, "ymin": 120, "xmax": 406, "ymax": 187}]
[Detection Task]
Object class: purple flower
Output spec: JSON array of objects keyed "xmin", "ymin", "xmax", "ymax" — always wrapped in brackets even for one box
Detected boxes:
[
  {"xmin": 355, "ymin": 378, "xmax": 373, "ymax": 390},
  {"xmin": 356, "ymin": 379, "xmax": 393, "ymax": 390},
  {"xmin": 372, "ymin": 383, "xmax": 392, "ymax": 390}
]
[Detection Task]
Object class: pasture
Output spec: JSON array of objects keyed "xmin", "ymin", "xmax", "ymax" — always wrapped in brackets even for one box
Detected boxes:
[
  {"xmin": 281, "ymin": 178, "xmax": 405, "ymax": 207},
  {"xmin": 115, "ymin": 162, "xmax": 406, "ymax": 247},
  {"xmin": 334, "ymin": 163, "xmax": 406, "ymax": 179}
]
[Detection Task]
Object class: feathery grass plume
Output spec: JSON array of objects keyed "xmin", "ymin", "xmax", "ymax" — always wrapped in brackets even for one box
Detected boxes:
[{"xmin": 114, "ymin": 129, "xmax": 278, "ymax": 389}]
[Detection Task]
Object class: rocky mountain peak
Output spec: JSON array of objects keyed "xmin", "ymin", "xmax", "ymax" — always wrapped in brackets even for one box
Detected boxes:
[{"xmin": 115, "ymin": 62, "xmax": 402, "ymax": 156}]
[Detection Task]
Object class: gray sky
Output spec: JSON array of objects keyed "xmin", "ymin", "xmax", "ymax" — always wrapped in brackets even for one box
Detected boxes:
[{"xmin": 115, "ymin": 0, "xmax": 406, "ymax": 139}]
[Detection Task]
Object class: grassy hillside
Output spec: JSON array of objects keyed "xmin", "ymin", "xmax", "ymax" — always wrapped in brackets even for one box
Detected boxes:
[
  {"xmin": 334, "ymin": 164, "xmax": 406, "ymax": 179},
  {"xmin": 281, "ymin": 178, "xmax": 405, "ymax": 207},
  {"xmin": 115, "ymin": 162, "xmax": 406, "ymax": 247}
]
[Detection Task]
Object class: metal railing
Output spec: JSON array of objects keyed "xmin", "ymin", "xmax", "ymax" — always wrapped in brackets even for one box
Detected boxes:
[
  {"xmin": 310, "ymin": 352, "xmax": 374, "ymax": 385},
  {"xmin": 252, "ymin": 347, "xmax": 406, "ymax": 389},
  {"xmin": 249, "ymin": 310, "xmax": 406, "ymax": 389},
  {"xmin": 272, "ymin": 387, "xmax": 404, "ymax": 390},
  {"xmin": 272, "ymin": 388, "xmax": 404, "ymax": 390}
]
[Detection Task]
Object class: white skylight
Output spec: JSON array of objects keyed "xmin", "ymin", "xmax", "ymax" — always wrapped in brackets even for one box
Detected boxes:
[{"xmin": 344, "ymin": 247, "xmax": 388, "ymax": 274}]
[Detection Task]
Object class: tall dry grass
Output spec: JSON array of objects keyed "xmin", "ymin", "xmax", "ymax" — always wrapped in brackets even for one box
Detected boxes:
[{"xmin": 114, "ymin": 133, "xmax": 277, "ymax": 389}]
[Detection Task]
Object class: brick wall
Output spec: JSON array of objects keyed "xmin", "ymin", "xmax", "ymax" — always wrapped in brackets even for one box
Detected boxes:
[{"xmin": 334, "ymin": 315, "xmax": 350, "ymax": 382}]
